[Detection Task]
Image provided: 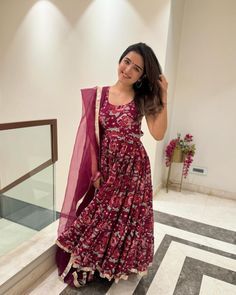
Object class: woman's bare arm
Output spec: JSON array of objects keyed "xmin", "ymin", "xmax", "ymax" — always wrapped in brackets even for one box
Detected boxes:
[{"xmin": 146, "ymin": 74, "xmax": 168, "ymax": 141}]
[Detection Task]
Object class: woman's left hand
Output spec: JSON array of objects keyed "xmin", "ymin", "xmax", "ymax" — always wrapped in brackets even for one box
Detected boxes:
[
  {"xmin": 158, "ymin": 74, "xmax": 168, "ymax": 104},
  {"xmin": 93, "ymin": 178, "xmax": 101, "ymax": 189}
]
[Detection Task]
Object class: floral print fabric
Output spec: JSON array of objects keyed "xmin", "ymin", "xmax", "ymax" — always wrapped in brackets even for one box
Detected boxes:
[{"xmin": 57, "ymin": 87, "xmax": 154, "ymax": 285}]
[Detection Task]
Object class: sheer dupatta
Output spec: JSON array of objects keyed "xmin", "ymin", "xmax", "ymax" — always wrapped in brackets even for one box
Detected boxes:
[{"xmin": 57, "ymin": 86, "xmax": 107, "ymax": 236}]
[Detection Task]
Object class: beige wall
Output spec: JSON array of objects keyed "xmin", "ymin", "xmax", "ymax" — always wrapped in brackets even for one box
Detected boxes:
[
  {"xmin": 158, "ymin": 0, "xmax": 186, "ymax": 189},
  {"xmin": 166, "ymin": 0, "xmax": 236, "ymax": 194},
  {"xmin": 0, "ymin": 0, "xmax": 171, "ymax": 210}
]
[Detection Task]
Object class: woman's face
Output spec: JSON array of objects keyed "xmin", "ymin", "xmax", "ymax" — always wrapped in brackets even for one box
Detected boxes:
[{"xmin": 118, "ymin": 51, "xmax": 144, "ymax": 86}]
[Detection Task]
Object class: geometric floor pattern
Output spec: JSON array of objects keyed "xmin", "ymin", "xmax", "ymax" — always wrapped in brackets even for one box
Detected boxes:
[{"xmin": 28, "ymin": 190, "xmax": 236, "ymax": 295}]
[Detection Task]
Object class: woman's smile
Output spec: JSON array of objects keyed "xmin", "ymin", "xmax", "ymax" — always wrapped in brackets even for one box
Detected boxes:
[{"xmin": 121, "ymin": 72, "xmax": 131, "ymax": 79}]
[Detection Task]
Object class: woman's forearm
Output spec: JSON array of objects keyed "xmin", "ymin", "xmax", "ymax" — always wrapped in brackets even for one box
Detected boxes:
[{"xmin": 146, "ymin": 103, "xmax": 167, "ymax": 140}]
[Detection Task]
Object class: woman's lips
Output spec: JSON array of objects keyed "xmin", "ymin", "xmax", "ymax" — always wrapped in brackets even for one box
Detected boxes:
[{"xmin": 122, "ymin": 72, "xmax": 130, "ymax": 79}]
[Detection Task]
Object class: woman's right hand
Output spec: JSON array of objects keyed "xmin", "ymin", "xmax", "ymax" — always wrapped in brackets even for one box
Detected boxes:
[{"xmin": 158, "ymin": 74, "xmax": 168, "ymax": 104}]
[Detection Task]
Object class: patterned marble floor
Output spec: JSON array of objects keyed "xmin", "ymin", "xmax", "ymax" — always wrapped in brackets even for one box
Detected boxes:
[{"xmin": 27, "ymin": 189, "xmax": 236, "ymax": 295}]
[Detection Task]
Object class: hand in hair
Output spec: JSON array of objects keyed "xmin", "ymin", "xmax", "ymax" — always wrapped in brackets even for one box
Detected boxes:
[
  {"xmin": 146, "ymin": 74, "xmax": 168, "ymax": 140},
  {"xmin": 158, "ymin": 74, "xmax": 168, "ymax": 104}
]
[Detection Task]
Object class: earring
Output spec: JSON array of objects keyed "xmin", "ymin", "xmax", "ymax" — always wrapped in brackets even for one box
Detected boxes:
[{"xmin": 136, "ymin": 80, "xmax": 142, "ymax": 88}]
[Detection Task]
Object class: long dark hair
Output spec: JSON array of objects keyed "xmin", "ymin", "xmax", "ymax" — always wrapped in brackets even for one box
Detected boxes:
[{"xmin": 119, "ymin": 42, "xmax": 164, "ymax": 121}]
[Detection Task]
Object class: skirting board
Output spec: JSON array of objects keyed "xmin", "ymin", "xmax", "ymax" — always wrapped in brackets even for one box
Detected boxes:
[
  {"xmin": 158, "ymin": 180, "xmax": 236, "ymax": 201},
  {"xmin": 153, "ymin": 183, "xmax": 163, "ymax": 198}
]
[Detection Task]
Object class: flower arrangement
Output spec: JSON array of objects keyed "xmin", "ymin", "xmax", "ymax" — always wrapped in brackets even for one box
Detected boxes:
[{"xmin": 165, "ymin": 133, "xmax": 196, "ymax": 178}]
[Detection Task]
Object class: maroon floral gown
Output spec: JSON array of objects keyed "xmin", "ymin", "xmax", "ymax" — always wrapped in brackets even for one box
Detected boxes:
[{"xmin": 57, "ymin": 87, "xmax": 154, "ymax": 286}]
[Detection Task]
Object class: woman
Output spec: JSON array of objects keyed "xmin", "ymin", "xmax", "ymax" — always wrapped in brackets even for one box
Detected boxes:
[{"xmin": 56, "ymin": 42, "xmax": 168, "ymax": 287}]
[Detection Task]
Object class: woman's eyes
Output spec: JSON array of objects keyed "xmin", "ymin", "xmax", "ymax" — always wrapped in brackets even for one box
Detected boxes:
[
  {"xmin": 123, "ymin": 59, "xmax": 141, "ymax": 72},
  {"xmin": 124, "ymin": 59, "xmax": 130, "ymax": 64}
]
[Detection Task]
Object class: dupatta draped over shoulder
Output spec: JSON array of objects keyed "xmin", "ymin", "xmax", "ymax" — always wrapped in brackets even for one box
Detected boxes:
[{"xmin": 58, "ymin": 86, "xmax": 107, "ymax": 236}]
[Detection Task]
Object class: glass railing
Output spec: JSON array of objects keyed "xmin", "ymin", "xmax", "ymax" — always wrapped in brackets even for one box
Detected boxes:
[{"xmin": 0, "ymin": 120, "xmax": 58, "ymax": 256}]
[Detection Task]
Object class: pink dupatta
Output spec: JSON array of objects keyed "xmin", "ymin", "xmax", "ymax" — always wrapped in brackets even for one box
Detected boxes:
[{"xmin": 58, "ymin": 86, "xmax": 107, "ymax": 236}]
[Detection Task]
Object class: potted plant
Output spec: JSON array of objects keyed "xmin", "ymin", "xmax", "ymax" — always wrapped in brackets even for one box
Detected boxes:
[{"xmin": 165, "ymin": 133, "xmax": 196, "ymax": 178}]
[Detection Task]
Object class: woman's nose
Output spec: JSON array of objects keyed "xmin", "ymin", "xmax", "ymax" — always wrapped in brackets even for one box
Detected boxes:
[{"xmin": 125, "ymin": 65, "xmax": 132, "ymax": 73}]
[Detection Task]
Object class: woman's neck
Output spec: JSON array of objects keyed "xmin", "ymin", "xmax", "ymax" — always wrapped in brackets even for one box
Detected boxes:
[
  {"xmin": 108, "ymin": 81, "xmax": 135, "ymax": 105},
  {"xmin": 111, "ymin": 81, "xmax": 134, "ymax": 95}
]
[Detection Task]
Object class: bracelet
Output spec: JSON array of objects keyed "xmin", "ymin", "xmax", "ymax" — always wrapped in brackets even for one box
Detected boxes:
[{"xmin": 91, "ymin": 171, "xmax": 101, "ymax": 182}]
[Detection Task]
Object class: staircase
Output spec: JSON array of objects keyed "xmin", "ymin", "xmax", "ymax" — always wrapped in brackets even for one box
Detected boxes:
[{"xmin": 0, "ymin": 220, "xmax": 58, "ymax": 295}]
